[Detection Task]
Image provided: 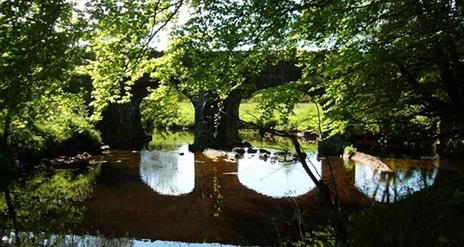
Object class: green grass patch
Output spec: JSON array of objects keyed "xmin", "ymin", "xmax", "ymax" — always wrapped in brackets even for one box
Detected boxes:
[
  {"xmin": 240, "ymin": 102, "xmax": 322, "ymax": 132},
  {"xmin": 167, "ymin": 102, "xmax": 322, "ymax": 132},
  {"xmin": 144, "ymin": 101, "xmax": 323, "ymax": 133},
  {"xmin": 148, "ymin": 131, "xmax": 194, "ymax": 150},
  {"xmin": 176, "ymin": 101, "xmax": 195, "ymax": 128}
]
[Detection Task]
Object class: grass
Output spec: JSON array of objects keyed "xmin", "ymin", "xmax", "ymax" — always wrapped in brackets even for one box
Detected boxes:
[
  {"xmin": 174, "ymin": 101, "xmax": 321, "ymax": 133},
  {"xmin": 148, "ymin": 131, "xmax": 194, "ymax": 150},
  {"xmin": 176, "ymin": 102, "xmax": 195, "ymax": 128}
]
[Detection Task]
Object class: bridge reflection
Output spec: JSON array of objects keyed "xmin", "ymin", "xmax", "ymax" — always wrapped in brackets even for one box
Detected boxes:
[
  {"xmin": 140, "ymin": 145, "xmax": 195, "ymax": 196},
  {"xmin": 81, "ymin": 147, "xmax": 441, "ymax": 244},
  {"xmin": 354, "ymin": 160, "xmax": 438, "ymax": 203},
  {"xmin": 138, "ymin": 145, "xmax": 439, "ymax": 202},
  {"xmin": 237, "ymin": 152, "xmax": 320, "ymax": 198}
]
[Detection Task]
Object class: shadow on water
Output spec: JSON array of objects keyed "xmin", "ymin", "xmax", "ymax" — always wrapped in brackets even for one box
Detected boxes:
[{"xmin": 1, "ymin": 131, "xmax": 463, "ymax": 246}]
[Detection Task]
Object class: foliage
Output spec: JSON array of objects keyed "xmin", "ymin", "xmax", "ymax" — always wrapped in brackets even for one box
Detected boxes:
[
  {"xmin": 82, "ymin": 0, "xmax": 183, "ymax": 121},
  {"xmin": 252, "ymin": 85, "xmax": 303, "ymax": 126},
  {"xmin": 284, "ymin": 227, "xmax": 336, "ymax": 247},
  {"xmin": 210, "ymin": 173, "xmax": 223, "ymax": 218},
  {"xmin": 0, "ymin": 166, "xmax": 101, "ymax": 232},
  {"xmin": 6, "ymin": 93, "xmax": 101, "ymax": 157},
  {"xmin": 148, "ymin": 131, "xmax": 194, "ymax": 150},
  {"xmin": 154, "ymin": 40, "xmax": 267, "ymax": 102},
  {"xmin": 0, "ymin": 0, "xmax": 85, "ymax": 151},
  {"xmin": 239, "ymin": 129, "xmax": 317, "ymax": 152},
  {"xmin": 344, "ymin": 145, "xmax": 357, "ymax": 156},
  {"xmin": 143, "ymin": 100, "xmax": 322, "ymax": 133},
  {"xmin": 141, "ymin": 85, "xmax": 182, "ymax": 131},
  {"xmin": 181, "ymin": 0, "xmax": 464, "ymax": 151},
  {"xmin": 241, "ymin": 101, "xmax": 326, "ymax": 134},
  {"xmin": 299, "ymin": 0, "xmax": 463, "ymax": 143}
]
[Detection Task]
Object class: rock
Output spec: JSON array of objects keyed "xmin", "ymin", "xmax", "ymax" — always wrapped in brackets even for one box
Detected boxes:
[
  {"xmin": 232, "ymin": 147, "xmax": 246, "ymax": 155},
  {"xmin": 247, "ymin": 148, "xmax": 258, "ymax": 154},
  {"xmin": 179, "ymin": 152, "xmax": 185, "ymax": 156},
  {"xmin": 100, "ymin": 145, "xmax": 111, "ymax": 150},
  {"xmin": 271, "ymin": 151, "xmax": 294, "ymax": 162},
  {"xmin": 259, "ymin": 148, "xmax": 271, "ymax": 154},
  {"xmin": 318, "ymin": 134, "xmax": 344, "ymax": 157},
  {"xmin": 259, "ymin": 153, "xmax": 269, "ymax": 161},
  {"xmin": 203, "ymin": 149, "xmax": 229, "ymax": 160},
  {"xmin": 273, "ymin": 151, "xmax": 288, "ymax": 155},
  {"xmin": 242, "ymin": 141, "xmax": 252, "ymax": 148},
  {"xmin": 351, "ymin": 152, "xmax": 391, "ymax": 172},
  {"xmin": 80, "ymin": 152, "xmax": 91, "ymax": 159}
]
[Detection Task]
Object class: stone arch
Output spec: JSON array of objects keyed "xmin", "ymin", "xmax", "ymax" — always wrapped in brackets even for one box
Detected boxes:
[
  {"xmin": 97, "ymin": 76, "xmax": 158, "ymax": 149},
  {"xmin": 188, "ymin": 59, "xmax": 302, "ymax": 151}
]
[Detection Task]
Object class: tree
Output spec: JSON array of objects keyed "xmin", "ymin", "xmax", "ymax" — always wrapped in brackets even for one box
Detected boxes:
[
  {"xmin": 82, "ymin": 0, "xmax": 183, "ymax": 121},
  {"xmin": 153, "ymin": 1, "xmax": 304, "ymax": 150},
  {"xmin": 178, "ymin": 0, "xmax": 464, "ymax": 155},
  {"xmin": 0, "ymin": 0, "xmax": 86, "ymax": 159},
  {"xmin": 298, "ymin": 0, "xmax": 464, "ymax": 154}
]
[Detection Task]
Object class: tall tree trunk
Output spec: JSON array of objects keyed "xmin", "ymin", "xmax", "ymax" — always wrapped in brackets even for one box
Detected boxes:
[{"xmin": 1, "ymin": 111, "xmax": 11, "ymax": 152}]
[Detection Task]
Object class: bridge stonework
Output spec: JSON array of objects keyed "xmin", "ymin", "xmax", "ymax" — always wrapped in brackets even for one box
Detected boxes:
[
  {"xmin": 97, "ymin": 76, "xmax": 157, "ymax": 149},
  {"xmin": 99, "ymin": 59, "xmax": 301, "ymax": 150},
  {"xmin": 188, "ymin": 59, "xmax": 302, "ymax": 151}
]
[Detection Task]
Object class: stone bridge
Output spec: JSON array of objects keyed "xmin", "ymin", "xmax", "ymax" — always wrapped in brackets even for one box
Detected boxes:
[{"xmin": 98, "ymin": 58, "xmax": 302, "ymax": 149}]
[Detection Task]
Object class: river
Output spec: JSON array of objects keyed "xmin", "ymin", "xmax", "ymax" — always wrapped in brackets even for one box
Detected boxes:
[{"xmin": 1, "ymin": 131, "xmax": 462, "ymax": 246}]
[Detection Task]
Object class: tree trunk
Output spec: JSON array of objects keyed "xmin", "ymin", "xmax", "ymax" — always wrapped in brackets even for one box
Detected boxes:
[
  {"xmin": 3, "ymin": 185, "xmax": 20, "ymax": 244},
  {"xmin": 189, "ymin": 91, "xmax": 242, "ymax": 152},
  {"xmin": 1, "ymin": 111, "xmax": 11, "ymax": 152}
]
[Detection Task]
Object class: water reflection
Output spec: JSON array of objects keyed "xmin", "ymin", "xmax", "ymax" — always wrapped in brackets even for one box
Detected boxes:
[
  {"xmin": 0, "ymin": 166, "xmax": 100, "ymax": 246},
  {"xmin": 355, "ymin": 161, "xmax": 438, "ymax": 203},
  {"xmin": 140, "ymin": 145, "xmax": 195, "ymax": 196},
  {"xmin": 238, "ymin": 152, "xmax": 321, "ymax": 198},
  {"xmin": 0, "ymin": 232, "xmax": 236, "ymax": 247}
]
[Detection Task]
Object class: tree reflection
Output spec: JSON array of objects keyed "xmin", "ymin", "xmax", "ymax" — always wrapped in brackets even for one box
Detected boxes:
[{"xmin": 0, "ymin": 166, "xmax": 100, "ymax": 246}]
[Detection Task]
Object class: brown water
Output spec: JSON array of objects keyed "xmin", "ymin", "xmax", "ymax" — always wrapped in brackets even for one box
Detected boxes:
[{"xmin": 1, "ymin": 133, "xmax": 462, "ymax": 246}]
